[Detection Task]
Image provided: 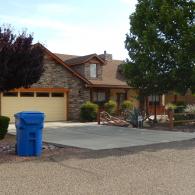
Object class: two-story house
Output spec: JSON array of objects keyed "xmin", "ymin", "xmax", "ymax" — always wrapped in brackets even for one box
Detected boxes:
[{"xmin": 0, "ymin": 44, "xmax": 139, "ymax": 122}]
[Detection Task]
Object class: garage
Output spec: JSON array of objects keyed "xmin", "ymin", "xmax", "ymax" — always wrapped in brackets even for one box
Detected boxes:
[{"xmin": 1, "ymin": 88, "xmax": 68, "ymax": 122}]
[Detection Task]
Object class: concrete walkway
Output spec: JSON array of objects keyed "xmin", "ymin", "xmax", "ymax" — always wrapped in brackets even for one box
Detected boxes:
[{"xmin": 8, "ymin": 122, "xmax": 195, "ymax": 150}]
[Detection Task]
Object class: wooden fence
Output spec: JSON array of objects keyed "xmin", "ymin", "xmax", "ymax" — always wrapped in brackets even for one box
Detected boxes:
[{"xmin": 169, "ymin": 110, "xmax": 195, "ymax": 129}]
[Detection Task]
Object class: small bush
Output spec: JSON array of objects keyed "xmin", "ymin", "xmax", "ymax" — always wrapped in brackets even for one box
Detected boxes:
[
  {"xmin": 184, "ymin": 104, "xmax": 195, "ymax": 113},
  {"xmin": 174, "ymin": 113, "xmax": 195, "ymax": 125},
  {"xmin": 165, "ymin": 103, "xmax": 177, "ymax": 111},
  {"xmin": 174, "ymin": 114, "xmax": 187, "ymax": 121},
  {"xmin": 174, "ymin": 101, "xmax": 186, "ymax": 113},
  {"xmin": 104, "ymin": 100, "xmax": 117, "ymax": 114},
  {"xmin": 80, "ymin": 101, "xmax": 98, "ymax": 122},
  {"xmin": 121, "ymin": 100, "xmax": 133, "ymax": 111},
  {"xmin": 0, "ymin": 116, "xmax": 10, "ymax": 140}
]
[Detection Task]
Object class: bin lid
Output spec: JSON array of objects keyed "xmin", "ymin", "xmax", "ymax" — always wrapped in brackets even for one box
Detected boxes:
[{"xmin": 14, "ymin": 111, "xmax": 45, "ymax": 124}]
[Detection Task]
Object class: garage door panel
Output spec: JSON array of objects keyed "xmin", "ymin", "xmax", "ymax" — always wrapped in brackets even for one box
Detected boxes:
[{"xmin": 1, "ymin": 92, "xmax": 67, "ymax": 122}]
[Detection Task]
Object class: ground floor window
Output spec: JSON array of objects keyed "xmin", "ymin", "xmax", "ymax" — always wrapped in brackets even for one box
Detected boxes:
[
  {"xmin": 148, "ymin": 95, "xmax": 160, "ymax": 105},
  {"xmin": 117, "ymin": 93, "xmax": 127, "ymax": 108},
  {"xmin": 92, "ymin": 91, "xmax": 106, "ymax": 102}
]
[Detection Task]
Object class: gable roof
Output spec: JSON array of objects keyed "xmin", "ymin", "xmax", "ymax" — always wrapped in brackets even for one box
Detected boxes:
[
  {"xmin": 55, "ymin": 53, "xmax": 77, "ymax": 61},
  {"xmin": 88, "ymin": 60, "xmax": 130, "ymax": 88},
  {"xmin": 35, "ymin": 44, "xmax": 131, "ymax": 89},
  {"xmin": 35, "ymin": 43, "xmax": 92, "ymax": 85},
  {"xmin": 56, "ymin": 51, "xmax": 130, "ymax": 88},
  {"xmin": 56, "ymin": 53, "xmax": 105, "ymax": 66}
]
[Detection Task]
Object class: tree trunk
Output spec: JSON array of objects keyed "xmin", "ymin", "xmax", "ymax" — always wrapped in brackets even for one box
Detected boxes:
[{"xmin": 154, "ymin": 95, "xmax": 157, "ymax": 123}]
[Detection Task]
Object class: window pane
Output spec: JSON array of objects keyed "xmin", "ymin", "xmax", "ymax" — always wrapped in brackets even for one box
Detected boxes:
[
  {"xmin": 148, "ymin": 95, "xmax": 160, "ymax": 105},
  {"xmin": 36, "ymin": 92, "xmax": 50, "ymax": 97},
  {"xmin": 149, "ymin": 95, "xmax": 160, "ymax": 102},
  {"xmin": 92, "ymin": 92, "xmax": 97, "ymax": 102},
  {"xmin": 3, "ymin": 92, "xmax": 18, "ymax": 97},
  {"xmin": 51, "ymin": 93, "xmax": 64, "ymax": 97},
  {"xmin": 90, "ymin": 64, "xmax": 97, "ymax": 78},
  {"xmin": 98, "ymin": 92, "xmax": 106, "ymax": 102},
  {"xmin": 92, "ymin": 90, "xmax": 106, "ymax": 102},
  {"xmin": 20, "ymin": 92, "xmax": 34, "ymax": 97}
]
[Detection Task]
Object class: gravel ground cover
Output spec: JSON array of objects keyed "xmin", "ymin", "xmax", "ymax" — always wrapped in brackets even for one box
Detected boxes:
[
  {"xmin": 1, "ymin": 134, "xmax": 195, "ymax": 194},
  {"xmin": 0, "ymin": 134, "xmax": 85, "ymax": 163}
]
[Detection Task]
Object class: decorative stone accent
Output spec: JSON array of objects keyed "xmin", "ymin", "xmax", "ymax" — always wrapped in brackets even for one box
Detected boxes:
[
  {"xmin": 32, "ymin": 54, "xmax": 90, "ymax": 120},
  {"xmin": 71, "ymin": 57, "xmax": 103, "ymax": 80},
  {"xmin": 84, "ymin": 63, "xmax": 103, "ymax": 80}
]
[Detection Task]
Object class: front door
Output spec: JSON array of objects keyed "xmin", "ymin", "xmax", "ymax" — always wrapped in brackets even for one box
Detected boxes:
[{"xmin": 116, "ymin": 93, "xmax": 126, "ymax": 110}]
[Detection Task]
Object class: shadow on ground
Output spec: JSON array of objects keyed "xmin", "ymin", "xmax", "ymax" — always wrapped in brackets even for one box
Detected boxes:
[
  {"xmin": 40, "ymin": 138, "xmax": 195, "ymax": 163},
  {"xmin": 1, "ymin": 136, "xmax": 195, "ymax": 165}
]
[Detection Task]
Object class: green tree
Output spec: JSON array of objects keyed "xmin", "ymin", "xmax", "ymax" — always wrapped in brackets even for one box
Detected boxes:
[{"xmin": 123, "ymin": 0, "xmax": 195, "ymax": 115}]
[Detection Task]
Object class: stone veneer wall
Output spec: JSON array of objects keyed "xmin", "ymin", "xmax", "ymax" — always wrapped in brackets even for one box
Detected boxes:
[
  {"xmin": 32, "ymin": 55, "xmax": 90, "ymax": 120},
  {"xmin": 71, "ymin": 64, "xmax": 85, "ymax": 76},
  {"xmin": 71, "ymin": 60, "xmax": 103, "ymax": 81},
  {"xmin": 84, "ymin": 63, "xmax": 103, "ymax": 80}
]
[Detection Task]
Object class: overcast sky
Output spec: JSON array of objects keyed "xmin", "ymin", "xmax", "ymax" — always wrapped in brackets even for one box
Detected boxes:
[{"xmin": 0, "ymin": 0, "xmax": 138, "ymax": 59}]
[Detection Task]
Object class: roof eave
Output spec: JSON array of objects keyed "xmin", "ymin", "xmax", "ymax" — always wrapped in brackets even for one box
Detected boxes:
[
  {"xmin": 36, "ymin": 43, "xmax": 92, "ymax": 85},
  {"xmin": 86, "ymin": 84, "xmax": 133, "ymax": 89},
  {"xmin": 66, "ymin": 54, "xmax": 105, "ymax": 66}
]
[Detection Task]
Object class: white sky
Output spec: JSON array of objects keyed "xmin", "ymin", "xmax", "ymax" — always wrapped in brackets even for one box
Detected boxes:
[{"xmin": 0, "ymin": 0, "xmax": 138, "ymax": 60}]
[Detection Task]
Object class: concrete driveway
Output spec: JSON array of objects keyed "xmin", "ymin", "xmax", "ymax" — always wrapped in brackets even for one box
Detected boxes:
[{"xmin": 9, "ymin": 122, "xmax": 195, "ymax": 150}]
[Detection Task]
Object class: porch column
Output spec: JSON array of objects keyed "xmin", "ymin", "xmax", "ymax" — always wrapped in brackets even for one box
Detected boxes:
[
  {"xmin": 162, "ymin": 94, "xmax": 165, "ymax": 106},
  {"xmin": 106, "ymin": 88, "xmax": 111, "ymax": 101},
  {"xmin": 125, "ymin": 89, "xmax": 128, "ymax": 100},
  {"xmin": 90, "ymin": 88, "xmax": 93, "ymax": 102}
]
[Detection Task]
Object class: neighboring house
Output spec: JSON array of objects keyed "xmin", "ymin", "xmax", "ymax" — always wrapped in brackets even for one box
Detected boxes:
[
  {"xmin": 0, "ymin": 44, "xmax": 139, "ymax": 122},
  {"xmin": 147, "ymin": 91, "xmax": 195, "ymax": 115}
]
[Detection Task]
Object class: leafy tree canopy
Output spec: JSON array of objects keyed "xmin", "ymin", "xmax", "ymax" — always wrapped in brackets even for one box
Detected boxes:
[
  {"xmin": 123, "ymin": 0, "xmax": 195, "ymax": 96},
  {"xmin": 0, "ymin": 25, "xmax": 44, "ymax": 92}
]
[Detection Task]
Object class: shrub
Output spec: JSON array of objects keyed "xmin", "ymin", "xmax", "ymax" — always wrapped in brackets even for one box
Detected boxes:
[
  {"xmin": 174, "ymin": 101, "xmax": 186, "ymax": 113},
  {"xmin": 165, "ymin": 103, "xmax": 177, "ymax": 111},
  {"xmin": 104, "ymin": 100, "xmax": 117, "ymax": 114},
  {"xmin": 80, "ymin": 101, "xmax": 98, "ymax": 122},
  {"xmin": 0, "ymin": 116, "xmax": 10, "ymax": 140},
  {"xmin": 121, "ymin": 100, "xmax": 133, "ymax": 111},
  {"xmin": 184, "ymin": 104, "xmax": 195, "ymax": 113},
  {"xmin": 174, "ymin": 114, "xmax": 187, "ymax": 121}
]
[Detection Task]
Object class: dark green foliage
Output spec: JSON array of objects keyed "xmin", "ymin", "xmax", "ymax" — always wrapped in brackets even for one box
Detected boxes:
[
  {"xmin": 123, "ymin": 0, "xmax": 195, "ymax": 97},
  {"xmin": 0, "ymin": 25, "xmax": 44, "ymax": 92},
  {"xmin": 127, "ymin": 108, "xmax": 141, "ymax": 127},
  {"xmin": 80, "ymin": 101, "xmax": 98, "ymax": 122},
  {"xmin": 165, "ymin": 103, "xmax": 177, "ymax": 111},
  {"xmin": 104, "ymin": 100, "xmax": 117, "ymax": 114},
  {"xmin": 0, "ymin": 116, "xmax": 10, "ymax": 139},
  {"xmin": 174, "ymin": 111, "xmax": 195, "ymax": 127},
  {"xmin": 174, "ymin": 101, "xmax": 186, "ymax": 113},
  {"xmin": 174, "ymin": 114, "xmax": 187, "ymax": 121},
  {"xmin": 121, "ymin": 100, "xmax": 133, "ymax": 111}
]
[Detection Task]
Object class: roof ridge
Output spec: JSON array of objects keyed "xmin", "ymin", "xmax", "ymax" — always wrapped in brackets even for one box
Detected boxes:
[
  {"xmin": 64, "ymin": 53, "xmax": 105, "ymax": 66},
  {"xmin": 36, "ymin": 43, "xmax": 92, "ymax": 85}
]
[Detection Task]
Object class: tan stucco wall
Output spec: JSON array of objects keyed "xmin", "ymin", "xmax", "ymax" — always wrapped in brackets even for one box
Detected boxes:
[{"xmin": 110, "ymin": 89, "xmax": 139, "ymax": 108}]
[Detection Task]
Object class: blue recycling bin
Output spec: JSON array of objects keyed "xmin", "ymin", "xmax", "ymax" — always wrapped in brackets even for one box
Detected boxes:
[{"xmin": 15, "ymin": 111, "xmax": 45, "ymax": 156}]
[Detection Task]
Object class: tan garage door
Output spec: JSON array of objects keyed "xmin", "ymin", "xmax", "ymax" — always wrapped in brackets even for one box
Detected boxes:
[{"xmin": 1, "ymin": 91, "xmax": 67, "ymax": 122}]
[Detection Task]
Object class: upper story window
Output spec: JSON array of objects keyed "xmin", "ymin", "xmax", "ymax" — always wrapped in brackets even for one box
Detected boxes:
[{"xmin": 90, "ymin": 64, "xmax": 97, "ymax": 78}]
